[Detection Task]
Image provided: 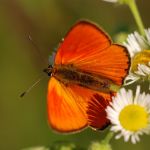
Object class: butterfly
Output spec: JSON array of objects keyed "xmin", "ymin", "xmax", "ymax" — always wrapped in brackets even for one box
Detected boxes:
[{"xmin": 44, "ymin": 20, "xmax": 130, "ymax": 133}]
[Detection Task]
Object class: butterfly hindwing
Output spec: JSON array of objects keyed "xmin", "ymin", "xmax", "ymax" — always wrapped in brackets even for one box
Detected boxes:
[
  {"xmin": 87, "ymin": 93, "xmax": 114, "ymax": 129},
  {"xmin": 47, "ymin": 77, "xmax": 98, "ymax": 132},
  {"xmin": 47, "ymin": 77, "xmax": 114, "ymax": 132}
]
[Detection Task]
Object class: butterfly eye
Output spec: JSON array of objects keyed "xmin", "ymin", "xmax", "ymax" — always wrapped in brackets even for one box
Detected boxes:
[{"xmin": 43, "ymin": 65, "xmax": 53, "ymax": 76}]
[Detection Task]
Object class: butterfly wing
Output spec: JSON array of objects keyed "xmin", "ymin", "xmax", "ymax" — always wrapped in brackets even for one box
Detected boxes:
[
  {"xmin": 47, "ymin": 77, "xmax": 97, "ymax": 132},
  {"xmin": 49, "ymin": 20, "xmax": 130, "ymax": 131},
  {"xmin": 76, "ymin": 45, "xmax": 130, "ymax": 85},
  {"xmin": 55, "ymin": 21, "xmax": 130, "ymax": 85},
  {"xmin": 55, "ymin": 20, "xmax": 111, "ymax": 65},
  {"xmin": 48, "ymin": 77, "xmax": 113, "ymax": 132},
  {"xmin": 87, "ymin": 93, "xmax": 115, "ymax": 129}
]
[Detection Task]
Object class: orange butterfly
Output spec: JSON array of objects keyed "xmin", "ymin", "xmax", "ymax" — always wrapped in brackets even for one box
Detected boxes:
[{"xmin": 44, "ymin": 20, "xmax": 130, "ymax": 133}]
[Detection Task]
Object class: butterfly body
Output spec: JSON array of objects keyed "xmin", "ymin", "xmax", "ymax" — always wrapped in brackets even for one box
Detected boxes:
[{"xmin": 45, "ymin": 64, "xmax": 113, "ymax": 93}]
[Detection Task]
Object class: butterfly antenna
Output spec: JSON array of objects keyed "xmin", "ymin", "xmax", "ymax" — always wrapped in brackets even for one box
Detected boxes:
[
  {"xmin": 20, "ymin": 74, "xmax": 45, "ymax": 98},
  {"xmin": 28, "ymin": 35, "xmax": 48, "ymax": 65}
]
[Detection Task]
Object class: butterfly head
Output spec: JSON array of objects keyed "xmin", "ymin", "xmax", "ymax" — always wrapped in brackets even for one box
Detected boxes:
[{"xmin": 43, "ymin": 65, "xmax": 53, "ymax": 76}]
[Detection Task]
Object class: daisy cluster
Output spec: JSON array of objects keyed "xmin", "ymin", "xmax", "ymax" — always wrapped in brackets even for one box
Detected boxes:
[
  {"xmin": 124, "ymin": 29, "xmax": 150, "ymax": 86},
  {"xmin": 102, "ymin": 0, "xmax": 150, "ymax": 144},
  {"xmin": 106, "ymin": 29, "xmax": 150, "ymax": 143},
  {"xmin": 107, "ymin": 29, "xmax": 150, "ymax": 144}
]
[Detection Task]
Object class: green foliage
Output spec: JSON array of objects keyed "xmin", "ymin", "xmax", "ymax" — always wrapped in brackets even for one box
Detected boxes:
[
  {"xmin": 22, "ymin": 146, "xmax": 49, "ymax": 150},
  {"xmin": 88, "ymin": 141, "xmax": 112, "ymax": 150},
  {"xmin": 50, "ymin": 141, "xmax": 76, "ymax": 150},
  {"xmin": 22, "ymin": 141, "xmax": 85, "ymax": 150}
]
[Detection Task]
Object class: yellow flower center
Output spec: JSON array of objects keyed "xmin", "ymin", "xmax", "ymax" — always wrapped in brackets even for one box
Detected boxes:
[
  {"xmin": 119, "ymin": 104, "xmax": 148, "ymax": 131},
  {"xmin": 131, "ymin": 50, "xmax": 150, "ymax": 72}
]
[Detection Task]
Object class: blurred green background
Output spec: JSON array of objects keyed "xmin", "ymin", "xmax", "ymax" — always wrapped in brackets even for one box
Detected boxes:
[{"xmin": 0, "ymin": 0, "xmax": 150, "ymax": 150}]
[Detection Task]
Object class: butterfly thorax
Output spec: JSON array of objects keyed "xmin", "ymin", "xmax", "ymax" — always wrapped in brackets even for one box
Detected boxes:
[{"xmin": 51, "ymin": 64, "xmax": 113, "ymax": 93}]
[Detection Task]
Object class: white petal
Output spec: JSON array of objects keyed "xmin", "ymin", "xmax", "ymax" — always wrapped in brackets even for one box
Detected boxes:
[
  {"xmin": 131, "ymin": 135, "xmax": 137, "ymax": 144},
  {"xmin": 145, "ymin": 28, "xmax": 150, "ymax": 44},
  {"xmin": 111, "ymin": 125, "xmax": 121, "ymax": 132},
  {"xmin": 123, "ymin": 28, "xmax": 150, "ymax": 58},
  {"xmin": 124, "ymin": 133, "xmax": 130, "ymax": 142},
  {"xmin": 115, "ymin": 133, "xmax": 122, "ymax": 139},
  {"xmin": 124, "ymin": 73, "xmax": 140, "ymax": 85},
  {"xmin": 134, "ymin": 86, "xmax": 140, "ymax": 104}
]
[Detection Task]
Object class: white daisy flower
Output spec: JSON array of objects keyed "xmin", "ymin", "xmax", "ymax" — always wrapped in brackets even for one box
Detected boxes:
[
  {"xmin": 106, "ymin": 86, "xmax": 150, "ymax": 144},
  {"xmin": 123, "ymin": 29, "xmax": 150, "ymax": 85},
  {"xmin": 135, "ymin": 62, "xmax": 150, "ymax": 76},
  {"xmin": 125, "ymin": 62, "xmax": 150, "ymax": 86},
  {"xmin": 123, "ymin": 28, "xmax": 150, "ymax": 57}
]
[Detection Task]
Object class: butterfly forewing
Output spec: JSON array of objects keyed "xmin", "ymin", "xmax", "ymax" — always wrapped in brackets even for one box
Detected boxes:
[
  {"xmin": 55, "ymin": 21, "xmax": 111, "ymax": 65},
  {"xmin": 55, "ymin": 21, "xmax": 130, "ymax": 85}
]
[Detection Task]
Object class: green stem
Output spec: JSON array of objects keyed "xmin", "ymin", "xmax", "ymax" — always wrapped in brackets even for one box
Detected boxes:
[
  {"xmin": 126, "ymin": 0, "xmax": 145, "ymax": 36},
  {"xmin": 110, "ymin": 84, "xmax": 120, "ymax": 92},
  {"xmin": 102, "ymin": 132, "xmax": 114, "ymax": 144},
  {"xmin": 88, "ymin": 132, "xmax": 114, "ymax": 150}
]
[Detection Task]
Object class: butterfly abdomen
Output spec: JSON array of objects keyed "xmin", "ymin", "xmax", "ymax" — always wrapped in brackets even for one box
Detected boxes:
[{"xmin": 52, "ymin": 65, "xmax": 112, "ymax": 93}]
